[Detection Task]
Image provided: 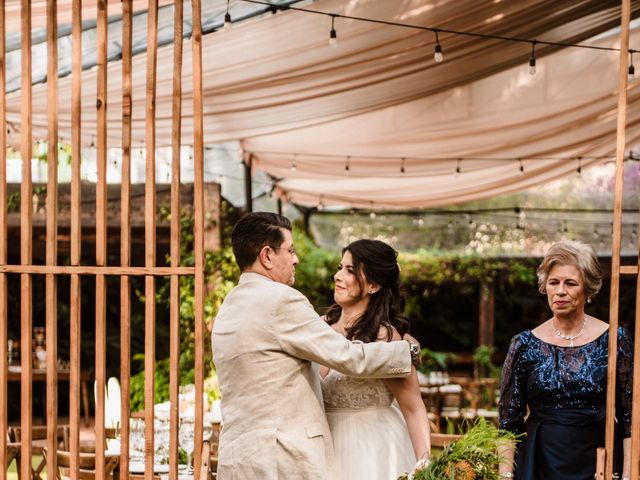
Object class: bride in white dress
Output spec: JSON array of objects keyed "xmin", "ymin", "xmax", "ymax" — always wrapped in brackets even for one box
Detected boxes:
[{"xmin": 320, "ymin": 239, "xmax": 431, "ymax": 480}]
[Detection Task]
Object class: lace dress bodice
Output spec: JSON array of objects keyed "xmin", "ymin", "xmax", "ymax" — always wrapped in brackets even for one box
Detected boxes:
[{"xmin": 321, "ymin": 370, "xmax": 394, "ymax": 410}]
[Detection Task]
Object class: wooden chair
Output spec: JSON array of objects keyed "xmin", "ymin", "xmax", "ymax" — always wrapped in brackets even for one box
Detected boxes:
[
  {"xmin": 420, "ymin": 387, "xmax": 443, "ymax": 432},
  {"xmin": 42, "ymin": 448, "xmax": 119, "ymax": 480},
  {"xmin": 5, "ymin": 431, "xmax": 21, "ymax": 480},
  {"xmin": 10, "ymin": 425, "xmax": 69, "ymax": 480}
]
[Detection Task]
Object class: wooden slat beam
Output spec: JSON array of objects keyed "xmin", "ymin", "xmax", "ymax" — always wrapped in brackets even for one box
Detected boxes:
[
  {"xmin": 620, "ymin": 265, "xmax": 638, "ymax": 275},
  {"xmin": 144, "ymin": 2, "xmax": 159, "ymax": 479},
  {"xmin": 605, "ymin": 1, "xmax": 630, "ymax": 478},
  {"xmin": 46, "ymin": 1, "xmax": 59, "ymax": 478},
  {"xmin": 191, "ymin": 1, "xmax": 205, "ymax": 478},
  {"xmin": 0, "ymin": 265, "xmax": 194, "ymax": 275},
  {"xmin": 95, "ymin": 1, "xmax": 108, "ymax": 479},
  {"xmin": 19, "ymin": 2, "xmax": 33, "ymax": 480},
  {"xmin": 169, "ymin": 1, "xmax": 183, "ymax": 479},
  {"xmin": 69, "ymin": 0, "xmax": 83, "ymax": 477},
  {"xmin": 632, "ymin": 235, "xmax": 640, "ymax": 479},
  {"xmin": 0, "ymin": 0, "xmax": 7, "ymax": 478},
  {"xmin": 120, "ymin": 0, "xmax": 133, "ymax": 476}
]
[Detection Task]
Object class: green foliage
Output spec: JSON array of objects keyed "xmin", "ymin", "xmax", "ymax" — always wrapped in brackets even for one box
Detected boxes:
[
  {"xmin": 405, "ymin": 418, "xmax": 520, "ymax": 480},
  {"xmin": 473, "ymin": 345, "xmax": 501, "ymax": 379},
  {"xmin": 418, "ymin": 348, "xmax": 455, "ymax": 374},
  {"xmin": 129, "ymin": 208, "xmax": 237, "ymax": 411},
  {"xmin": 130, "ymin": 356, "xmax": 172, "ymax": 409},
  {"xmin": 33, "ymin": 141, "xmax": 73, "ymax": 165},
  {"xmin": 399, "ymin": 254, "xmax": 537, "ymax": 286}
]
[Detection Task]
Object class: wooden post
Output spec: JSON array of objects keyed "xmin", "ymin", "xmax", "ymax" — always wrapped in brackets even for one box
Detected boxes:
[
  {"xmin": 0, "ymin": 0, "xmax": 6, "ymax": 477},
  {"xmin": 244, "ymin": 155, "xmax": 253, "ymax": 212},
  {"xmin": 69, "ymin": 0, "xmax": 83, "ymax": 477},
  {"xmin": 144, "ymin": 1, "xmax": 159, "ymax": 479},
  {"xmin": 192, "ymin": 0, "xmax": 205, "ymax": 477},
  {"xmin": 95, "ymin": 1, "xmax": 108, "ymax": 479},
  {"xmin": 605, "ymin": 1, "xmax": 630, "ymax": 479},
  {"xmin": 478, "ymin": 282, "xmax": 495, "ymax": 347},
  {"xmin": 169, "ymin": 2, "xmax": 184, "ymax": 480},
  {"xmin": 19, "ymin": 2, "xmax": 33, "ymax": 480},
  {"xmin": 595, "ymin": 447, "xmax": 605, "ymax": 480},
  {"xmin": 120, "ymin": 0, "xmax": 133, "ymax": 477},
  {"xmin": 45, "ymin": 1, "xmax": 59, "ymax": 478}
]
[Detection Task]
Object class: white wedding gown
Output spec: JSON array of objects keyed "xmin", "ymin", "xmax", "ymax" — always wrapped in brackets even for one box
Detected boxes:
[{"xmin": 321, "ymin": 370, "xmax": 416, "ymax": 480}]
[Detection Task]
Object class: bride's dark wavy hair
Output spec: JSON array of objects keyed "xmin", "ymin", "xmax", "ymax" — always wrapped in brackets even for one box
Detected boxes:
[{"xmin": 325, "ymin": 239, "xmax": 409, "ymax": 343}]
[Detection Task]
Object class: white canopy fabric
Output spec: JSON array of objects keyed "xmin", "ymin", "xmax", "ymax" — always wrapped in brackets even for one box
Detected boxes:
[{"xmin": 5, "ymin": 0, "xmax": 640, "ymax": 208}]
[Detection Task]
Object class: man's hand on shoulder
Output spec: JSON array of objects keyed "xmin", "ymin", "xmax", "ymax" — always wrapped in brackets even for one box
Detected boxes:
[{"xmin": 402, "ymin": 333, "xmax": 421, "ymax": 367}]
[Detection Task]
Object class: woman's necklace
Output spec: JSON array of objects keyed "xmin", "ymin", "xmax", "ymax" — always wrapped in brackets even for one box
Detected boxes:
[{"xmin": 552, "ymin": 317, "xmax": 586, "ymax": 347}]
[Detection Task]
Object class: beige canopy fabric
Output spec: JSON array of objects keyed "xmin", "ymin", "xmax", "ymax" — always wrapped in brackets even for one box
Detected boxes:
[
  {"xmin": 5, "ymin": 0, "xmax": 640, "ymax": 208},
  {"xmin": 3, "ymin": 0, "xmax": 174, "ymax": 30}
]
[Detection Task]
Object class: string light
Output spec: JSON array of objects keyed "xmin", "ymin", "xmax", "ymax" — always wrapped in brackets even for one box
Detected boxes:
[
  {"xmin": 317, "ymin": 196, "xmax": 325, "ymax": 211},
  {"xmin": 455, "ymin": 158, "xmax": 461, "ymax": 177},
  {"xmin": 434, "ymin": 30, "xmax": 443, "ymax": 63},
  {"xmin": 518, "ymin": 158, "xmax": 525, "ymax": 175},
  {"xmin": 576, "ymin": 157, "xmax": 582, "ymax": 176},
  {"xmin": 290, "ymin": 154, "xmax": 297, "ymax": 172},
  {"xmin": 628, "ymin": 50, "xmax": 635, "ymax": 83},
  {"xmin": 345, "ymin": 155, "xmax": 350, "ymax": 173},
  {"xmin": 528, "ymin": 40, "xmax": 537, "ymax": 76},
  {"xmin": 240, "ymin": 0, "xmax": 634, "ymax": 58},
  {"xmin": 224, "ymin": 0, "xmax": 233, "ymax": 32},
  {"xmin": 329, "ymin": 15, "xmax": 338, "ymax": 48},
  {"xmin": 400, "ymin": 157, "xmax": 406, "ymax": 174}
]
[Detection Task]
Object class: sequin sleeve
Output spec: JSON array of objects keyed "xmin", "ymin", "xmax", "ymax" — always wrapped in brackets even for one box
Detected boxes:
[
  {"xmin": 616, "ymin": 327, "xmax": 634, "ymax": 438},
  {"xmin": 499, "ymin": 333, "xmax": 528, "ymax": 434}
]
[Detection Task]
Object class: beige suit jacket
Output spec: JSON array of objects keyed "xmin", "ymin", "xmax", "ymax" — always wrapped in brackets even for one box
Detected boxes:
[{"xmin": 212, "ymin": 273, "xmax": 411, "ymax": 480}]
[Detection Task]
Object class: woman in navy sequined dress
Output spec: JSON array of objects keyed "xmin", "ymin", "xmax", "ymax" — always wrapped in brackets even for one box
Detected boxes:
[{"xmin": 498, "ymin": 241, "xmax": 633, "ymax": 480}]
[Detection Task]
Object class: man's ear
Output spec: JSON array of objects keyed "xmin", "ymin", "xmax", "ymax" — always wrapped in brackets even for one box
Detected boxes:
[{"xmin": 258, "ymin": 245, "xmax": 275, "ymax": 271}]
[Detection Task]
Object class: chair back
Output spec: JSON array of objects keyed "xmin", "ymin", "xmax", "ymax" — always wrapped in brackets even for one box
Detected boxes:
[
  {"xmin": 43, "ymin": 448, "xmax": 119, "ymax": 480},
  {"xmin": 11, "ymin": 425, "xmax": 69, "ymax": 445},
  {"xmin": 5, "ymin": 441, "xmax": 20, "ymax": 477},
  {"xmin": 106, "ymin": 377, "xmax": 122, "ymax": 429},
  {"xmin": 9, "ymin": 425, "xmax": 70, "ymax": 480}
]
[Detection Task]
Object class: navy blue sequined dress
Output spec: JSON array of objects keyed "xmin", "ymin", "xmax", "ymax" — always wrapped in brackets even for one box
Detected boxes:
[{"xmin": 499, "ymin": 327, "xmax": 633, "ymax": 480}]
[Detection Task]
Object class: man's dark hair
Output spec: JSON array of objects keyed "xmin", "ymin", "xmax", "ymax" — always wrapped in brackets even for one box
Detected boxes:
[{"xmin": 231, "ymin": 212, "xmax": 292, "ymax": 271}]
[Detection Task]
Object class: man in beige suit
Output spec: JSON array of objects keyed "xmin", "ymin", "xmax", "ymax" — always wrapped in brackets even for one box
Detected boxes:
[{"xmin": 212, "ymin": 212, "xmax": 420, "ymax": 480}]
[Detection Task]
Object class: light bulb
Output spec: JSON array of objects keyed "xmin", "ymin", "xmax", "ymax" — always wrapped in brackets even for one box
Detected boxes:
[
  {"xmin": 528, "ymin": 57, "xmax": 536, "ymax": 76},
  {"xmin": 434, "ymin": 44, "xmax": 443, "ymax": 63},
  {"xmin": 329, "ymin": 28, "xmax": 338, "ymax": 48},
  {"xmin": 224, "ymin": 12, "xmax": 232, "ymax": 32},
  {"xmin": 628, "ymin": 64, "xmax": 635, "ymax": 84},
  {"xmin": 290, "ymin": 163, "xmax": 297, "ymax": 172}
]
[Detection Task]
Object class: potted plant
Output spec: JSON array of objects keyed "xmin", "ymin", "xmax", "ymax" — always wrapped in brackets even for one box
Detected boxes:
[{"xmin": 398, "ymin": 418, "xmax": 519, "ymax": 480}]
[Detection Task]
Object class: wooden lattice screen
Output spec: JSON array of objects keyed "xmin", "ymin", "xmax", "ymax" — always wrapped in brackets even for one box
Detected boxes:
[
  {"xmin": 0, "ymin": 2, "xmax": 207, "ymax": 480},
  {"xmin": 0, "ymin": 1, "xmax": 638, "ymax": 480}
]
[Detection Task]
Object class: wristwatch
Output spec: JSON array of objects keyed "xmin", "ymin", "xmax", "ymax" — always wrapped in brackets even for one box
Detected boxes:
[{"xmin": 408, "ymin": 341, "xmax": 420, "ymax": 363}]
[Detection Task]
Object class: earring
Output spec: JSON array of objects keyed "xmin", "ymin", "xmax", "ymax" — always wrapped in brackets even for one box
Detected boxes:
[
  {"xmin": 368, "ymin": 289, "xmax": 374, "ymax": 294},
  {"xmin": 587, "ymin": 297, "xmax": 592, "ymax": 304}
]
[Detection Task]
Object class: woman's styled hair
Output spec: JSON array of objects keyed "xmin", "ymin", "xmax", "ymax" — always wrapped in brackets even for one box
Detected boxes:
[
  {"xmin": 537, "ymin": 240, "xmax": 603, "ymax": 297},
  {"xmin": 325, "ymin": 239, "xmax": 409, "ymax": 343}
]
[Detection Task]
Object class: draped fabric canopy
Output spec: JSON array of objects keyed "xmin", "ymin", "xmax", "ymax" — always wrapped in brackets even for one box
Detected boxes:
[{"xmin": 5, "ymin": 0, "xmax": 640, "ymax": 208}]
